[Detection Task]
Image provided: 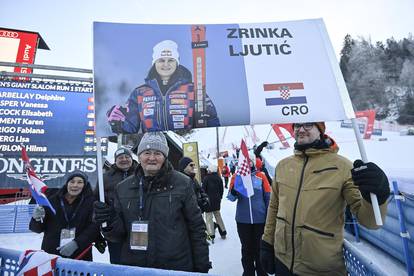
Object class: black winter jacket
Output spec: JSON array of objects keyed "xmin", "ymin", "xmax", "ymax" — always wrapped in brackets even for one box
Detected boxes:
[
  {"xmin": 94, "ymin": 161, "xmax": 138, "ymax": 203},
  {"xmin": 29, "ymin": 181, "xmax": 99, "ymax": 261},
  {"xmin": 202, "ymin": 172, "xmax": 224, "ymax": 212},
  {"xmin": 102, "ymin": 161, "xmax": 210, "ymax": 272}
]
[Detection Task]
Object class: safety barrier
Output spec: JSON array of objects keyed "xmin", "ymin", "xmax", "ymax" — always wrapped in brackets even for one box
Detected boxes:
[
  {"xmin": 0, "ymin": 247, "xmax": 213, "ymax": 276},
  {"xmin": 0, "ymin": 244, "xmax": 384, "ymax": 276},
  {"xmin": 0, "ymin": 205, "xmax": 35, "ymax": 233},
  {"xmin": 343, "ymin": 239, "xmax": 385, "ymax": 275},
  {"xmin": 357, "ymin": 192, "xmax": 414, "ymax": 267}
]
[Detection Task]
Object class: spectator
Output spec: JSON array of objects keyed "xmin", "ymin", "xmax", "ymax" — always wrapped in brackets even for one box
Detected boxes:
[
  {"xmin": 228, "ymin": 152, "xmax": 271, "ymax": 276},
  {"xmin": 202, "ymin": 164, "xmax": 227, "ymax": 243},
  {"xmin": 93, "ymin": 132, "xmax": 210, "ymax": 272},
  {"xmin": 178, "ymin": 156, "xmax": 210, "ymax": 213},
  {"xmin": 29, "ymin": 171, "xmax": 99, "ymax": 261},
  {"xmin": 260, "ymin": 122, "xmax": 390, "ymax": 275},
  {"xmin": 222, "ymin": 163, "xmax": 231, "ymax": 189},
  {"xmin": 94, "ymin": 146, "xmax": 138, "ymax": 264}
]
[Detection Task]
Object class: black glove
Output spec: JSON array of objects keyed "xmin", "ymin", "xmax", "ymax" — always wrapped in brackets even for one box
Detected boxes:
[
  {"xmin": 93, "ymin": 201, "xmax": 116, "ymax": 224},
  {"xmin": 230, "ymin": 188, "xmax": 239, "ymax": 197},
  {"xmin": 260, "ymin": 240, "xmax": 275, "ymax": 274},
  {"xmin": 254, "ymin": 141, "xmax": 269, "ymax": 158},
  {"xmin": 351, "ymin": 160, "xmax": 390, "ymax": 205},
  {"xmin": 198, "ymin": 193, "xmax": 210, "ymax": 212},
  {"xmin": 195, "ymin": 261, "xmax": 212, "ymax": 273}
]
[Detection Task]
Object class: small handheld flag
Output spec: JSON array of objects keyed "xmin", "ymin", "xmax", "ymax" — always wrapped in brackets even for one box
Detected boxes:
[
  {"xmin": 21, "ymin": 145, "xmax": 56, "ymax": 215},
  {"xmin": 234, "ymin": 139, "xmax": 254, "ymax": 197}
]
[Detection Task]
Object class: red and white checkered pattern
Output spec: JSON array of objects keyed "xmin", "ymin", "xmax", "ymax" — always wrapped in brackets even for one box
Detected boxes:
[
  {"xmin": 17, "ymin": 250, "xmax": 58, "ymax": 276},
  {"xmin": 280, "ymin": 86, "xmax": 290, "ymax": 100},
  {"xmin": 236, "ymin": 156, "xmax": 250, "ymax": 176}
]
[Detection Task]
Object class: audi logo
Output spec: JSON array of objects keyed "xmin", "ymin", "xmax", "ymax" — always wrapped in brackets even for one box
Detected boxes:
[{"xmin": 0, "ymin": 31, "xmax": 19, "ymax": 38}]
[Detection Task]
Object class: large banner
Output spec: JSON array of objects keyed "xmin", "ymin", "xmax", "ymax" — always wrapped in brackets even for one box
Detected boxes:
[{"xmin": 94, "ymin": 19, "xmax": 354, "ymax": 136}]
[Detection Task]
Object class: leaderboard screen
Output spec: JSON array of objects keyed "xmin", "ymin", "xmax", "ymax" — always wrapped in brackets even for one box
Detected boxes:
[{"xmin": 0, "ymin": 80, "xmax": 107, "ymax": 188}]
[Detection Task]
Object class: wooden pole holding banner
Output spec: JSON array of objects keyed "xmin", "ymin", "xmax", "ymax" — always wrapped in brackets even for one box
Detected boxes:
[
  {"xmin": 95, "ymin": 136, "xmax": 107, "ymax": 228},
  {"xmin": 351, "ymin": 118, "xmax": 383, "ymax": 225}
]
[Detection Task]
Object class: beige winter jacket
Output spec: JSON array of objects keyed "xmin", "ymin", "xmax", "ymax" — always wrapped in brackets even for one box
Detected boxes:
[{"xmin": 262, "ymin": 141, "xmax": 388, "ymax": 276}]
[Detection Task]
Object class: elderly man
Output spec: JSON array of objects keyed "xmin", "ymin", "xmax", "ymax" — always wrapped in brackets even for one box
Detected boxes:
[
  {"xmin": 260, "ymin": 122, "xmax": 390, "ymax": 276},
  {"xmin": 94, "ymin": 147, "xmax": 137, "ymax": 264},
  {"xmin": 93, "ymin": 132, "xmax": 210, "ymax": 273}
]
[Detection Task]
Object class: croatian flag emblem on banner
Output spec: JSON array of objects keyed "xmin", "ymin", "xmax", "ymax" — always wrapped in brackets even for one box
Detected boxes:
[
  {"xmin": 234, "ymin": 139, "xmax": 254, "ymax": 197},
  {"xmin": 21, "ymin": 146, "xmax": 56, "ymax": 214},
  {"xmin": 17, "ymin": 250, "xmax": 58, "ymax": 276}
]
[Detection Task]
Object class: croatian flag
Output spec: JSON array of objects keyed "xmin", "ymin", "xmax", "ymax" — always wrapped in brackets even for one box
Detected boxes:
[
  {"xmin": 17, "ymin": 250, "xmax": 58, "ymax": 276},
  {"xmin": 264, "ymin": 82, "xmax": 306, "ymax": 106},
  {"xmin": 21, "ymin": 146, "xmax": 56, "ymax": 214},
  {"xmin": 234, "ymin": 139, "xmax": 254, "ymax": 197}
]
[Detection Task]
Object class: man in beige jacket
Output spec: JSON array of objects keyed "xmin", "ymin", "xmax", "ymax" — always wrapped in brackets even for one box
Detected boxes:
[{"xmin": 260, "ymin": 122, "xmax": 390, "ymax": 276}]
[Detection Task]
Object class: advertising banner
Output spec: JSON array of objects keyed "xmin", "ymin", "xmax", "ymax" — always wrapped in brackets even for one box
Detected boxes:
[
  {"xmin": 0, "ymin": 80, "xmax": 107, "ymax": 156},
  {"xmin": 94, "ymin": 18, "xmax": 354, "ymax": 136},
  {"xmin": 0, "ymin": 28, "xmax": 40, "ymax": 79},
  {"xmin": 0, "ymin": 155, "xmax": 99, "ymax": 189}
]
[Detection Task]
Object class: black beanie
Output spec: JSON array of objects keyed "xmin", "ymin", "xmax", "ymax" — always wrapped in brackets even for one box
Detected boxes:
[
  {"xmin": 178, "ymin": 157, "xmax": 193, "ymax": 172},
  {"xmin": 65, "ymin": 170, "xmax": 88, "ymax": 185}
]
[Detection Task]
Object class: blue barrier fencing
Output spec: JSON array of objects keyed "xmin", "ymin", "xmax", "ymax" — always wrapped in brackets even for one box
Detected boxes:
[
  {"xmin": 0, "ymin": 247, "xmax": 214, "ymax": 276},
  {"xmin": 0, "ymin": 205, "xmax": 35, "ymax": 233},
  {"xmin": 357, "ymin": 190, "xmax": 414, "ymax": 273},
  {"xmin": 343, "ymin": 239, "xmax": 386, "ymax": 275},
  {"xmin": 0, "ymin": 244, "xmax": 385, "ymax": 276}
]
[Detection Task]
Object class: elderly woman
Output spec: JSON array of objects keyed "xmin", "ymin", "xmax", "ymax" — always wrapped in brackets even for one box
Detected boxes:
[
  {"xmin": 107, "ymin": 39, "xmax": 220, "ymax": 133},
  {"xmin": 29, "ymin": 170, "xmax": 99, "ymax": 261}
]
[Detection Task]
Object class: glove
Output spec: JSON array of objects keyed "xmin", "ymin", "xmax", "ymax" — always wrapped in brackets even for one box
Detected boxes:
[
  {"xmin": 254, "ymin": 141, "xmax": 269, "ymax": 157},
  {"xmin": 195, "ymin": 261, "xmax": 212, "ymax": 273},
  {"xmin": 107, "ymin": 105, "xmax": 127, "ymax": 122},
  {"xmin": 93, "ymin": 201, "xmax": 116, "ymax": 224},
  {"xmin": 198, "ymin": 193, "xmax": 210, "ymax": 212},
  {"xmin": 230, "ymin": 188, "xmax": 239, "ymax": 197},
  {"xmin": 32, "ymin": 206, "xmax": 45, "ymax": 222},
  {"xmin": 57, "ymin": 240, "xmax": 78, "ymax": 257},
  {"xmin": 260, "ymin": 240, "xmax": 275, "ymax": 274},
  {"xmin": 351, "ymin": 160, "xmax": 390, "ymax": 205}
]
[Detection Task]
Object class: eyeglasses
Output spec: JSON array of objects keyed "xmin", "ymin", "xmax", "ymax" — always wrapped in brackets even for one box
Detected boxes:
[
  {"xmin": 189, "ymin": 163, "xmax": 196, "ymax": 167},
  {"xmin": 293, "ymin": 123, "xmax": 315, "ymax": 131}
]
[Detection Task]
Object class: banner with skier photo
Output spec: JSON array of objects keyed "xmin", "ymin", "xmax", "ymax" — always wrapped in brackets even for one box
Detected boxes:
[{"xmin": 93, "ymin": 18, "xmax": 354, "ymax": 136}]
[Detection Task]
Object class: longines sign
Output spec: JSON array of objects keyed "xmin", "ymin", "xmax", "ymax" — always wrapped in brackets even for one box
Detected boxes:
[{"xmin": 0, "ymin": 155, "xmax": 98, "ymax": 188}]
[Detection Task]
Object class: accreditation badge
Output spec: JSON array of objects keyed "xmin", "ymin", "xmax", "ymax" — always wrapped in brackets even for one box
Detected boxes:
[
  {"xmin": 130, "ymin": 221, "xmax": 149, "ymax": 250},
  {"xmin": 60, "ymin": 228, "xmax": 76, "ymax": 247}
]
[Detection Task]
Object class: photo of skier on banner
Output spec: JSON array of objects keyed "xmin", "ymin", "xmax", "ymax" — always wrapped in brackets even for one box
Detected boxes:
[{"xmin": 107, "ymin": 39, "xmax": 220, "ymax": 133}]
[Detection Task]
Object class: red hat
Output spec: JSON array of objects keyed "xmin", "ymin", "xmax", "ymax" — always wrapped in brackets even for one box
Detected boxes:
[{"xmin": 314, "ymin": 122, "xmax": 326, "ymax": 134}]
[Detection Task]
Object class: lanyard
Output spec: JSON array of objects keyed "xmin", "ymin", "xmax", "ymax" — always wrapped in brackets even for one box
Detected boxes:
[
  {"xmin": 60, "ymin": 195, "xmax": 84, "ymax": 226},
  {"xmin": 138, "ymin": 177, "xmax": 144, "ymax": 220}
]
